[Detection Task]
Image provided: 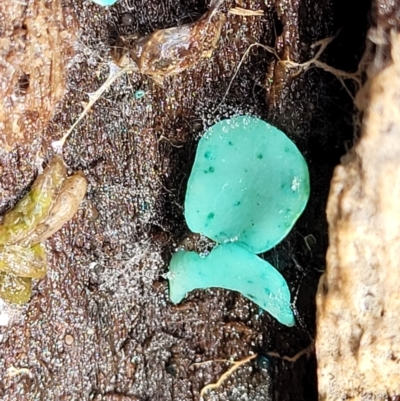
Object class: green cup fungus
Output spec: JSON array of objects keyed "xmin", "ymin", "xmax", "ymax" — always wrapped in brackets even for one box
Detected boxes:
[{"xmin": 166, "ymin": 116, "xmax": 310, "ymax": 326}]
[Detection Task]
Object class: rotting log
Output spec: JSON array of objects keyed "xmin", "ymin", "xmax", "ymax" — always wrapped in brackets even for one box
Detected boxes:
[
  {"xmin": 316, "ymin": 6, "xmax": 400, "ymax": 400},
  {"xmin": 0, "ymin": 0, "xmax": 76, "ymax": 151},
  {"xmin": 0, "ymin": 0, "xmax": 369, "ymax": 400}
]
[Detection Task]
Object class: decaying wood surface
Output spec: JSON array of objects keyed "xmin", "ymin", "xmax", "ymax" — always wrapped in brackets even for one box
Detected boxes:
[
  {"xmin": 0, "ymin": 0, "xmax": 76, "ymax": 151},
  {"xmin": 1, "ymin": 0, "xmax": 369, "ymax": 400},
  {"xmin": 316, "ymin": 1, "xmax": 400, "ymax": 399}
]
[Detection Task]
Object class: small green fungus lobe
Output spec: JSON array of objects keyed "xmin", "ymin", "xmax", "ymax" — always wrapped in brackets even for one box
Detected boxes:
[
  {"xmin": 167, "ymin": 115, "xmax": 310, "ymax": 327},
  {"xmin": 167, "ymin": 243, "xmax": 294, "ymax": 326}
]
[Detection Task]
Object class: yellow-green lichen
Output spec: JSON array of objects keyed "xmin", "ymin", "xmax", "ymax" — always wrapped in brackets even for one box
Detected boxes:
[{"xmin": 0, "ymin": 156, "xmax": 87, "ymax": 304}]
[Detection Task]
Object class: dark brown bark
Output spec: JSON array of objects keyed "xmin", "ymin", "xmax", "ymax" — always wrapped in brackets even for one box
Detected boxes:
[{"xmin": 0, "ymin": 0, "xmax": 368, "ymax": 400}]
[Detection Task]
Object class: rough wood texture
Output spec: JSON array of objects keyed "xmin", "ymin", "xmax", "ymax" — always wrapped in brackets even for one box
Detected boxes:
[
  {"xmin": 0, "ymin": 0, "xmax": 369, "ymax": 400},
  {"xmin": 316, "ymin": 3, "xmax": 400, "ymax": 399},
  {"xmin": 0, "ymin": 0, "xmax": 76, "ymax": 151}
]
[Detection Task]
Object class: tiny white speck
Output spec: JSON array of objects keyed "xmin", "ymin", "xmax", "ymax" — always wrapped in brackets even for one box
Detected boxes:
[
  {"xmin": 51, "ymin": 139, "xmax": 64, "ymax": 153},
  {"xmin": 0, "ymin": 301, "xmax": 10, "ymax": 326},
  {"xmin": 291, "ymin": 176, "xmax": 301, "ymax": 191},
  {"xmin": 0, "ymin": 312, "xmax": 9, "ymax": 326}
]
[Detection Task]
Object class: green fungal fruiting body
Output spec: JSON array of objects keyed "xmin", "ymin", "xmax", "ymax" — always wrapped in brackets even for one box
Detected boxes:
[
  {"xmin": 134, "ymin": 90, "xmax": 146, "ymax": 99},
  {"xmin": 167, "ymin": 115, "xmax": 310, "ymax": 326},
  {"xmin": 185, "ymin": 115, "xmax": 310, "ymax": 254},
  {"xmin": 89, "ymin": 0, "xmax": 118, "ymax": 6},
  {"xmin": 167, "ymin": 243, "xmax": 295, "ymax": 326}
]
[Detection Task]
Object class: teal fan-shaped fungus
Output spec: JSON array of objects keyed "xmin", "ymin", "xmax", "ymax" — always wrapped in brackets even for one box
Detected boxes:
[{"xmin": 166, "ymin": 116, "xmax": 310, "ymax": 326}]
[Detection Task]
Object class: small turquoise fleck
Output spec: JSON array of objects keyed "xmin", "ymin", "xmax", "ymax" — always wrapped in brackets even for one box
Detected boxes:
[
  {"xmin": 90, "ymin": 0, "xmax": 118, "ymax": 5},
  {"xmin": 134, "ymin": 90, "xmax": 146, "ymax": 99}
]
